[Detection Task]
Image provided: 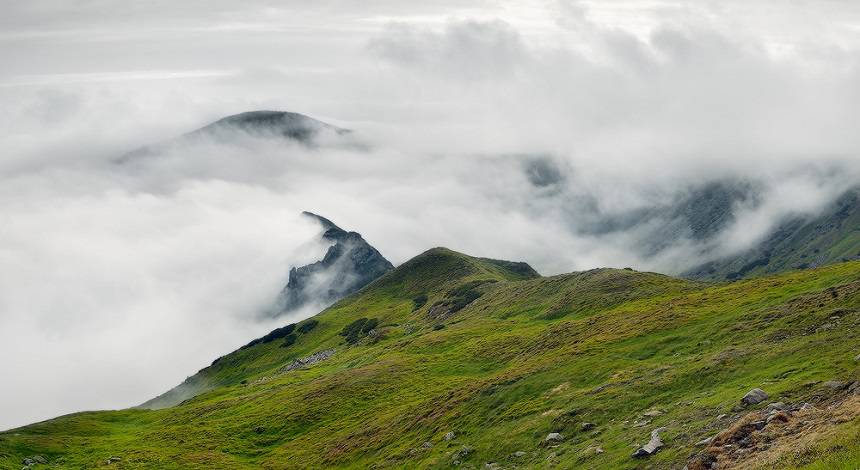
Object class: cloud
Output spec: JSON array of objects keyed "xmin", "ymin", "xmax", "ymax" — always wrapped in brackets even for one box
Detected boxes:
[{"xmin": 2, "ymin": 0, "xmax": 860, "ymax": 430}]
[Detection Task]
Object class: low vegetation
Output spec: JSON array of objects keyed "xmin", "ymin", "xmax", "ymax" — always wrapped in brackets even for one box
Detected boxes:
[{"xmin": 2, "ymin": 247, "xmax": 859, "ymax": 469}]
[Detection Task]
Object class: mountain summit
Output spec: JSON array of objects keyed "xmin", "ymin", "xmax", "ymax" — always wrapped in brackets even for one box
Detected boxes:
[{"xmin": 273, "ymin": 211, "xmax": 394, "ymax": 315}]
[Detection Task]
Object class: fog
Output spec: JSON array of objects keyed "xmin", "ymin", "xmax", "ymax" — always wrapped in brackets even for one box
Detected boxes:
[{"xmin": 2, "ymin": 0, "xmax": 860, "ymax": 430}]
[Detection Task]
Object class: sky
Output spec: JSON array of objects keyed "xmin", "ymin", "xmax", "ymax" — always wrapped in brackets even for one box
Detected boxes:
[{"xmin": 1, "ymin": 0, "xmax": 860, "ymax": 430}]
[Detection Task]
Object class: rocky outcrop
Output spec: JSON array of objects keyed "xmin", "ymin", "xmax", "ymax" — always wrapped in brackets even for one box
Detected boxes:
[{"xmin": 273, "ymin": 212, "xmax": 393, "ymax": 316}]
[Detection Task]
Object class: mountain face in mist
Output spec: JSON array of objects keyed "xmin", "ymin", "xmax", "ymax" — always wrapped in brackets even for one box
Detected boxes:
[
  {"xmin": 274, "ymin": 212, "xmax": 394, "ymax": 315},
  {"xmin": 119, "ymin": 110, "xmax": 348, "ymax": 162},
  {"xmin": 686, "ymin": 187, "xmax": 860, "ymax": 280}
]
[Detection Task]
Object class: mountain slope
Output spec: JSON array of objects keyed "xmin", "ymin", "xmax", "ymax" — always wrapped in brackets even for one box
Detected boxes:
[
  {"xmin": 687, "ymin": 188, "xmax": 860, "ymax": 280},
  {"xmin": 274, "ymin": 211, "xmax": 394, "ymax": 315},
  {"xmin": 2, "ymin": 249, "xmax": 860, "ymax": 469}
]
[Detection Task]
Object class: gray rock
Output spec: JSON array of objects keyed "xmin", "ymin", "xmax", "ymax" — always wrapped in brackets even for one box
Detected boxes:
[
  {"xmin": 632, "ymin": 427, "xmax": 666, "ymax": 458},
  {"xmin": 823, "ymin": 380, "xmax": 847, "ymax": 390},
  {"xmin": 800, "ymin": 402, "xmax": 816, "ymax": 411},
  {"xmin": 696, "ymin": 436, "xmax": 714, "ymax": 446},
  {"xmin": 716, "ymin": 413, "xmax": 727, "ymax": 420},
  {"xmin": 581, "ymin": 422, "xmax": 596, "ymax": 431},
  {"xmin": 444, "ymin": 431, "xmax": 456, "ymax": 441},
  {"xmin": 595, "ymin": 446, "xmax": 604, "ymax": 454},
  {"xmin": 106, "ymin": 456, "xmax": 122, "ymax": 464},
  {"xmin": 452, "ymin": 446, "xmax": 474, "ymax": 462},
  {"xmin": 741, "ymin": 388, "xmax": 768, "ymax": 406},
  {"xmin": 511, "ymin": 451, "xmax": 526, "ymax": 457},
  {"xmin": 544, "ymin": 432, "xmax": 564, "ymax": 443},
  {"xmin": 484, "ymin": 463, "xmax": 500, "ymax": 469},
  {"xmin": 642, "ymin": 409, "xmax": 663, "ymax": 417},
  {"xmin": 765, "ymin": 402, "xmax": 787, "ymax": 413},
  {"xmin": 422, "ymin": 441, "xmax": 433, "ymax": 449},
  {"xmin": 854, "ymin": 353, "xmax": 860, "ymax": 361}
]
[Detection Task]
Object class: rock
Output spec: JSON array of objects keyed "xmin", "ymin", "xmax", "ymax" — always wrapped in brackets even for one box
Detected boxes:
[
  {"xmin": 595, "ymin": 446, "xmax": 604, "ymax": 454},
  {"xmin": 741, "ymin": 388, "xmax": 768, "ymax": 406},
  {"xmin": 855, "ymin": 353, "xmax": 860, "ymax": 361},
  {"xmin": 31, "ymin": 456, "xmax": 47, "ymax": 464},
  {"xmin": 511, "ymin": 451, "xmax": 526, "ymax": 457},
  {"xmin": 274, "ymin": 212, "xmax": 394, "ymax": 316},
  {"xmin": 696, "ymin": 436, "xmax": 714, "ymax": 446},
  {"xmin": 800, "ymin": 402, "xmax": 816, "ymax": 411},
  {"xmin": 422, "ymin": 441, "xmax": 433, "ymax": 449},
  {"xmin": 823, "ymin": 380, "xmax": 847, "ymax": 390},
  {"xmin": 581, "ymin": 422, "xmax": 596, "ymax": 431},
  {"xmin": 544, "ymin": 432, "xmax": 564, "ymax": 443},
  {"xmin": 752, "ymin": 420, "xmax": 767, "ymax": 430},
  {"xmin": 632, "ymin": 427, "xmax": 666, "ymax": 458},
  {"xmin": 716, "ymin": 413, "xmax": 727, "ymax": 420},
  {"xmin": 444, "ymin": 431, "xmax": 456, "ymax": 441},
  {"xmin": 22, "ymin": 459, "xmax": 34, "ymax": 466},
  {"xmin": 632, "ymin": 419, "xmax": 650, "ymax": 427},
  {"xmin": 452, "ymin": 446, "xmax": 474, "ymax": 462},
  {"xmin": 765, "ymin": 402, "xmax": 786, "ymax": 412},
  {"xmin": 642, "ymin": 409, "xmax": 663, "ymax": 417},
  {"xmin": 484, "ymin": 463, "xmax": 500, "ymax": 469},
  {"xmin": 106, "ymin": 456, "xmax": 122, "ymax": 464}
]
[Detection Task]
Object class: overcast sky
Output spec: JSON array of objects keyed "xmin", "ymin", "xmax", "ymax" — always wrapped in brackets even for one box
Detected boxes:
[{"xmin": 2, "ymin": 0, "xmax": 860, "ymax": 430}]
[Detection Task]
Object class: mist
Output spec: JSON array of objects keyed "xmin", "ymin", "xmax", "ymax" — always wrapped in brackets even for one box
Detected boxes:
[{"xmin": 2, "ymin": 0, "xmax": 860, "ymax": 430}]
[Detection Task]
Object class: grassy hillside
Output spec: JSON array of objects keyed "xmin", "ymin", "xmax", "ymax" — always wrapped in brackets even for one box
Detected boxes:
[
  {"xmin": 3, "ymin": 248, "xmax": 860, "ymax": 469},
  {"xmin": 686, "ymin": 189, "xmax": 860, "ymax": 281}
]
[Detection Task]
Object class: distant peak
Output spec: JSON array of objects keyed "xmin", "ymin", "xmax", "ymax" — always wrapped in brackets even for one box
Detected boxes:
[
  {"xmin": 194, "ymin": 110, "xmax": 348, "ymax": 142},
  {"xmin": 301, "ymin": 211, "xmax": 342, "ymax": 232}
]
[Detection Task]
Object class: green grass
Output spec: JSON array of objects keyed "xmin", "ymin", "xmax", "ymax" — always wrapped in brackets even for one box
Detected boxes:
[{"xmin": 2, "ymin": 247, "xmax": 860, "ymax": 469}]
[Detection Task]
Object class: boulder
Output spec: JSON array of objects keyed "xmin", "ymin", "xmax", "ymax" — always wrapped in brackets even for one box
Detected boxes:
[
  {"xmin": 765, "ymin": 402, "xmax": 787, "ymax": 413},
  {"xmin": 544, "ymin": 432, "xmax": 564, "ymax": 443},
  {"xmin": 741, "ymin": 388, "xmax": 768, "ymax": 406},
  {"xmin": 444, "ymin": 431, "xmax": 456, "ymax": 441},
  {"xmin": 632, "ymin": 427, "xmax": 666, "ymax": 458}
]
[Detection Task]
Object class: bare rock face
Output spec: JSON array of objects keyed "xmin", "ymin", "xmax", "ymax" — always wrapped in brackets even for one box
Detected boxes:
[{"xmin": 273, "ymin": 212, "xmax": 393, "ymax": 316}]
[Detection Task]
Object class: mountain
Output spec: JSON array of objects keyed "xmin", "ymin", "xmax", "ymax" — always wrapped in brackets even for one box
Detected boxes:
[
  {"xmin": 119, "ymin": 110, "xmax": 348, "ymax": 162},
  {"xmin": 4, "ymin": 247, "xmax": 860, "ymax": 469},
  {"xmin": 686, "ymin": 187, "xmax": 860, "ymax": 280},
  {"xmin": 138, "ymin": 212, "xmax": 393, "ymax": 410},
  {"xmin": 274, "ymin": 211, "xmax": 394, "ymax": 315}
]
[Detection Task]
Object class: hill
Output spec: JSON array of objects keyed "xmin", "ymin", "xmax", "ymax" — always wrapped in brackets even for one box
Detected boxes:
[
  {"xmin": 2, "ymin": 249, "xmax": 860, "ymax": 469},
  {"xmin": 686, "ymin": 188, "xmax": 860, "ymax": 280}
]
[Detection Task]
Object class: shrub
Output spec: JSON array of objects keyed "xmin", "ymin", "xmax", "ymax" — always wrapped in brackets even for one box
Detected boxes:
[
  {"xmin": 340, "ymin": 317, "xmax": 379, "ymax": 344},
  {"xmin": 241, "ymin": 323, "xmax": 296, "ymax": 349},
  {"xmin": 297, "ymin": 319, "xmax": 319, "ymax": 334},
  {"xmin": 412, "ymin": 294, "xmax": 428, "ymax": 311},
  {"xmin": 280, "ymin": 334, "xmax": 297, "ymax": 348}
]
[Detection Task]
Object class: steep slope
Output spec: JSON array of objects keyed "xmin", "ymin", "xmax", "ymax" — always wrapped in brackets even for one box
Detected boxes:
[
  {"xmin": 3, "ymin": 249, "xmax": 860, "ymax": 469},
  {"xmin": 140, "ymin": 212, "xmax": 392, "ymax": 409},
  {"xmin": 274, "ymin": 211, "xmax": 394, "ymax": 315},
  {"xmin": 687, "ymin": 188, "xmax": 860, "ymax": 280}
]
